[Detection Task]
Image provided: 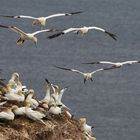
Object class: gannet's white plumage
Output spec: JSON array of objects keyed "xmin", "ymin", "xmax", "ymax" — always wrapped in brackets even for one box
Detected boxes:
[
  {"xmin": 48, "ymin": 26, "xmax": 117, "ymax": 40},
  {"xmin": 79, "ymin": 118, "xmax": 94, "ymax": 136},
  {"xmin": 25, "ymin": 103, "xmax": 46, "ymax": 125},
  {"xmin": 48, "ymin": 104, "xmax": 62, "ymax": 115},
  {"xmin": 83, "ymin": 60, "xmax": 140, "ymax": 69},
  {"xmin": 25, "ymin": 89, "xmax": 39, "ymax": 109},
  {"xmin": 0, "ymin": 11, "xmax": 82, "ymax": 27},
  {"xmin": 4, "ymin": 90, "xmax": 25, "ymax": 102},
  {"xmin": 7, "ymin": 72, "xmax": 21, "ymax": 90},
  {"xmin": 0, "ymin": 25, "xmax": 55, "ymax": 45},
  {"xmin": 12, "ymin": 105, "xmax": 25, "ymax": 115},
  {"xmin": 0, "ymin": 107, "xmax": 15, "ymax": 120},
  {"xmin": 40, "ymin": 78, "xmax": 51, "ymax": 104},
  {"xmin": 54, "ymin": 65, "xmax": 110, "ymax": 83}
]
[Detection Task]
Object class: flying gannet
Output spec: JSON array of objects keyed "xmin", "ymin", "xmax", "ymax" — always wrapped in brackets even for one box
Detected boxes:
[
  {"xmin": 48, "ymin": 26, "xmax": 117, "ymax": 40},
  {"xmin": 0, "ymin": 11, "xmax": 83, "ymax": 27},
  {"xmin": 0, "ymin": 25, "xmax": 56, "ymax": 46},
  {"xmin": 54, "ymin": 65, "xmax": 111, "ymax": 83},
  {"xmin": 83, "ymin": 60, "xmax": 140, "ymax": 69}
]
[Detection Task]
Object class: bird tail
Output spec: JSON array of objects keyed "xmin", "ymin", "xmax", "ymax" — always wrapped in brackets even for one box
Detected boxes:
[
  {"xmin": 47, "ymin": 32, "xmax": 64, "ymax": 39},
  {"xmin": 105, "ymin": 31, "xmax": 117, "ymax": 40}
]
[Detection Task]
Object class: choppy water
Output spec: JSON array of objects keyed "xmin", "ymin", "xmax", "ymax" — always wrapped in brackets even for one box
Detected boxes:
[{"xmin": 0, "ymin": 0, "xmax": 140, "ymax": 140}]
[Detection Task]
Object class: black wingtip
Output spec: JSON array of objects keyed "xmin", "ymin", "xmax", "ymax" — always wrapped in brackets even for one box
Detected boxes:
[
  {"xmin": 0, "ymin": 15, "xmax": 15, "ymax": 18},
  {"xmin": 0, "ymin": 24, "xmax": 9, "ymax": 29},
  {"xmin": 47, "ymin": 32, "xmax": 64, "ymax": 39},
  {"xmin": 69, "ymin": 11, "xmax": 83, "ymax": 15},
  {"xmin": 53, "ymin": 65, "xmax": 71, "ymax": 71},
  {"xmin": 82, "ymin": 62, "xmax": 100, "ymax": 64},
  {"xmin": 105, "ymin": 31, "xmax": 117, "ymax": 40}
]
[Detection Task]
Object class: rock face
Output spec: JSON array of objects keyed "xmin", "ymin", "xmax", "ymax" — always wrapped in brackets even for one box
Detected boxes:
[{"xmin": 0, "ymin": 113, "xmax": 85, "ymax": 140}]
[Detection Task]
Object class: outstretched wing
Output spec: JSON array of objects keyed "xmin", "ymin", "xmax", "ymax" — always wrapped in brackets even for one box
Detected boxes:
[
  {"xmin": 0, "ymin": 14, "xmax": 36, "ymax": 19},
  {"xmin": 91, "ymin": 68, "xmax": 104, "ymax": 74},
  {"xmin": 87, "ymin": 26, "xmax": 117, "ymax": 40},
  {"xmin": 54, "ymin": 65, "xmax": 84, "ymax": 75},
  {"xmin": 122, "ymin": 60, "xmax": 140, "ymax": 65},
  {"xmin": 82, "ymin": 61, "xmax": 116, "ymax": 65},
  {"xmin": 0, "ymin": 25, "xmax": 27, "ymax": 36},
  {"xmin": 32, "ymin": 29, "xmax": 56, "ymax": 36},
  {"xmin": 47, "ymin": 28, "xmax": 78, "ymax": 39},
  {"xmin": 44, "ymin": 11, "xmax": 83, "ymax": 19}
]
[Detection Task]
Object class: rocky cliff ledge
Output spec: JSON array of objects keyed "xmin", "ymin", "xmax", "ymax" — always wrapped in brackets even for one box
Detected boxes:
[{"xmin": 0, "ymin": 113, "xmax": 85, "ymax": 140}]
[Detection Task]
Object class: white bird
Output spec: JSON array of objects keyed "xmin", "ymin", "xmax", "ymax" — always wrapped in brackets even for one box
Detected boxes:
[
  {"xmin": 48, "ymin": 104, "xmax": 62, "ymax": 115},
  {"xmin": 25, "ymin": 102, "xmax": 46, "ymax": 125},
  {"xmin": 79, "ymin": 118, "xmax": 94, "ymax": 136},
  {"xmin": 12, "ymin": 105, "xmax": 25, "ymax": 115},
  {"xmin": 7, "ymin": 72, "xmax": 21, "ymax": 90},
  {"xmin": 0, "ymin": 11, "xmax": 83, "ymax": 27},
  {"xmin": 25, "ymin": 89, "xmax": 39, "ymax": 109},
  {"xmin": 48, "ymin": 26, "xmax": 117, "ymax": 40},
  {"xmin": 54, "ymin": 65, "xmax": 110, "ymax": 83},
  {"xmin": 4, "ymin": 90, "xmax": 25, "ymax": 102},
  {"xmin": 0, "ymin": 107, "xmax": 15, "ymax": 120},
  {"xmin": 0, "ymin": 24, "xmax": 56, "ymax": 46},
  {"xmin": 40, "ymin": 78, "xmax": 51, "ymax": 104},
  {"xmin": 83, "ymin": 60, "xmax": 140, "ymax": 69},
  {"xmin": 51, "ymin": 85, "xmax": 70, "ymax": 110}
]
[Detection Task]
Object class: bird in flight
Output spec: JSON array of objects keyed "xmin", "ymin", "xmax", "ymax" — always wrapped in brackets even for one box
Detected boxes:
[
  {"xmin": 82, "ymin": 60, "xmax": 140, "ymax": 69},
  {"xmin": 54, "ymin": 65, "xmax": 112, "ymax": 83},
  {"xmin": 0, "ymin": 11, "xmax": 83, "ymax": 27},
  {"xmin": 0, "ymin": 24, "xmax": 56, "ymax": 46},
  {"xmin": 48, "ymin": 26, "xmax": 117, "ymax": 40}
]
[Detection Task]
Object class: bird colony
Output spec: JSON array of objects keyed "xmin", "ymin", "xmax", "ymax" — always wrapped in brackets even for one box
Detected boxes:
[{"xmin": 0, "ymin": 11, "xmax": 139, "ymax": 140}]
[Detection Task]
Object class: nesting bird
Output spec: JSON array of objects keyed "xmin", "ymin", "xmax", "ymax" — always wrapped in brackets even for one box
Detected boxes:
[
  {"xmin": 79, "ymin": 118, "xmax": 94, "ymax": 136},
  {"xmin": 48, "ymin": 26, "xmax": 117, "ymax": 40},
  {"xmin": 0, "ymin": 106, "xmax": 15, "ymax": 121},
  {"xmin": 25, "ymin": 89, "xmax": 39, "ymax": 109}
]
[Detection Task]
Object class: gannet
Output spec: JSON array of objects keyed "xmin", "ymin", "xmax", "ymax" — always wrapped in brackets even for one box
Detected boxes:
[
  {"xmin": 4, "ymin": 90, "xmax": 25, "ymax": 102},
  {"xmin": 0, "ymin": 107, "xmax": 15, "ymax": 120},
  {"xmin": 51, "ymin": 85, "xmax": 70, "ymax": 110},
  {"xmin": 48, "ymin": 104, "xmax": 62, "ymax": 115},
  {"xmin": 25, "ymin": 102, "xmax": 46, "ymax": 125},
  {"xmin": 0, "ymin": 25, "xmax": 56, "ymax": 46},
  {"xmin": 0, "ymin": 11, "xmax": 82, "ymax": 27},
  {"xmin": 12, "ymin": 105, "xmax": 25, "ymax": 115},
  {"xmin": 85, "ymin": 132, "xmax": 96, "ymax": 140},
  {"xmin": 83, "ymin": 60, "xmax": 140, "ymax": 69},
  {"xmin": 40, "ymin": 78, "xmax": 51, "ymax": 104},
  {"xmin": 25, "ymin": 89, "xmax": 39, "ymax": 109},
  {"xmin": 48, "ymin": 26, "xmax": 117, "ymax": 40},
  {"xmin": 7, "ymin": 72, "xmax": 21, "ymax": 90},
  {"xmin": 54, "ymin": 65, "xmax": 110, "ymax": 83},
  {"xmin": 79, "ymin": 118, "xmax": 94, "ymax": 136}
]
